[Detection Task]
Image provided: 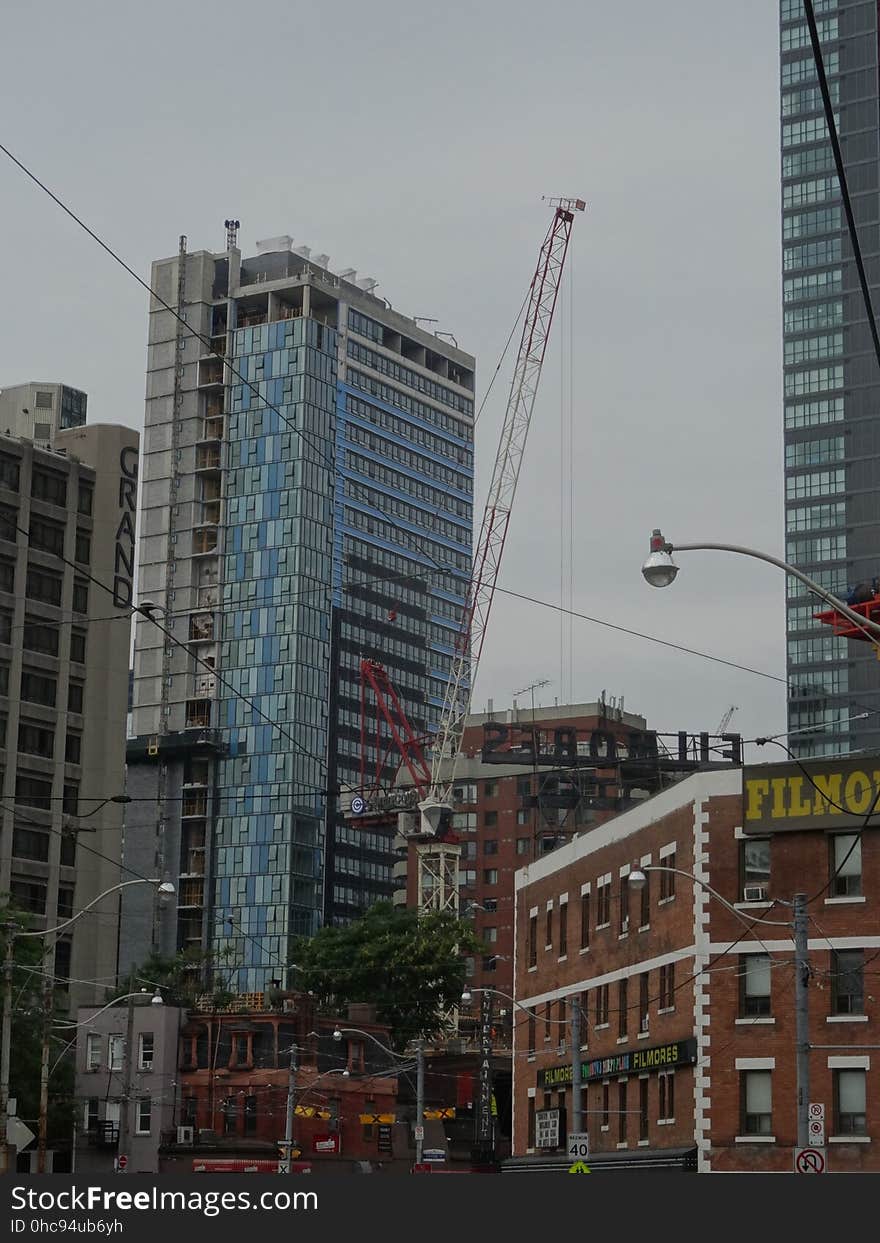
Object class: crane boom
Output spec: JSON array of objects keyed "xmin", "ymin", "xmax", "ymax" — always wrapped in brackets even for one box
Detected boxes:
[{"xmin": 418, "ymin": 197, "xmax": 585, "ymax": 837}]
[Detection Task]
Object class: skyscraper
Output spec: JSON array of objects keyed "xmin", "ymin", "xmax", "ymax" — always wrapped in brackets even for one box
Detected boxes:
[
  {"xmin": 125, "ymin": 233, "xmax": 474, "ymax": 990},
  {"xmin": 781, "ymin": 1, "xmax": 880, "ymax": 756}
]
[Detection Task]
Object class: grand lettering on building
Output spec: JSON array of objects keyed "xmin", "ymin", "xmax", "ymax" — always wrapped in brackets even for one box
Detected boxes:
[{"xmin": 113, "ymin": 445, "xmax": 138, "ymax": 607}]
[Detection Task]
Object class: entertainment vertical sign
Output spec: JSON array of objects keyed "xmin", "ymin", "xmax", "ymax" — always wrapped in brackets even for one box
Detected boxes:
[{"xmin": 473, "ymin": 990, "xmax": 495, "ymax": 1164}]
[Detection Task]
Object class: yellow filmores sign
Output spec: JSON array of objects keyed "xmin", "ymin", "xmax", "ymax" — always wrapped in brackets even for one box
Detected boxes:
[{"xmin": 743, "ymin": 758, "xmax": 880, "ymax": 834}]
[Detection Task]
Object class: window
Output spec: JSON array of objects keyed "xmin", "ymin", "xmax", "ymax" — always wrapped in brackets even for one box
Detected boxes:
[
  {"xmin": 595, "ymin": 984, "xmax": 609, "ymax": 1027},
  {"xmin": 25, "ymin": 566, "xmax": 62, "ymax": 606},
  {"xmin": 57, "ymin": 887, "xmax": 74, "ymax": 918},
  {"xmin": 658, "ymin": 1072, "xmax": 675, "ymax": 1121},
  {"xmin": 245, "ymin": 1096, "xmax": 257, "ymax": 1135},
  {"xmin": 618, "ymin": 980, "xmax": 628, "ymax": 1039},
  {"xmin": 516, "ymin": 776, "xmax": 532, "ymax": 797},
  {"xmin": 544, "ymin": 1002, "xmax": 552, "ymax": 1042},
  {"xmin": 15, "ymin": 772, "xmax": 53, "ymax": 810},
  {"xmin": 72, "ymin": 581, "xmax": 88, "ymax": 614},
  {"xmin": 545, "ymin": 906, "xmax": 553, "ymax": 950},
  {"xmin": 659, "ymin": 963, "xmax": 675, "ymax": 1011},
  {"xmin": 741, "ymin": 954, "xmax": 772, "ymax": 1017},
  {"xmin": 618, "ymin": 1081, "xmax": 628, "ymax": 1144},
  {"xmin": 484, "ymin": 839, "xmax": 498, "ymax": 855},
  {"xmin": 834, "ymin": 1069, "xmax": 867, "ymax": 1136},
  {"xmin": 830, "ymin": 834, "xmax": 861, "ymax": 897},
  {"xmin": 639, "ymin": 873, "xmax": 650, "ymax": 927},
  {"xmin": 639, "ymin": 1078, "xmax": 649, "ymax": 1142},
  {"xmin": 68, "ymin": 682, "xmax": 84, "ymax": 714},
  {"xmin": 741, "ymin": 838, "xmax": 770, "ymax": 898},
  {"xmin": 831, "ymin": 950, "xmax": 864, "ymax": 1015},
  {"xmin": 138, "ymin": 1034, "xmax": 154, "ymax": 1071},
  {"xmin": 558, "ymin": 901, "xmax": 568, "ymax": 956},
  {"xmin": 0, "ymin": 454, "xmax": 21, "ymax": 492},
  {"xmin": 601, "ymin": 1083, "xmax": 610, "ymax": 1129},
  {"xmin": 0, "ymin": 504, "xmax": 18, "ymax": 543},
  {"xmin": 483, "ymin": 898, "xmax": 497, "ymax": 913},
  {"xmin": 29, "ymin": 516, "xmax": 65, "ymax": 555},
  {"xmin": 528, "ymin": 915, "xmax": 537, "ymax": 967},
  {"xmin": 22, "ymin": 620, "xmax": 58, "ymax": 657},
  {"xmin": 483, "ymin": 869, "xmax": 498, "ymax": 886},
  {"xmin": 527, "ymin": 1097, "xmax": 536, "ymax": 1149},
  {"xmin": 619, "ymin": 875, "xmax": 630, "ymax": 934},
  {"xmin": 580, "ymin": 892, "xmax": 590, "ymax": 949},
  {"xmin": 639, "ymin": 974, "xmax": 650, "ymax": 1032},
  {"xmin": 63, "ymin": 783, "xmax": 79, "ymax": 815},
  {"xmin": 31, "ymin": 470, "xmax": 67, "ymax": 507},
  {"xmin": 84, "ymin": 1099, "xmax": 99, "ymax": 1133},
  {"xmin": 70, "ymin": 631, "xmax": 86, "ymax": 663},
  {"xmin": 659, "ymin": 856, "xmax": 676, "ymax": 901},
  {"xmin": 75, "ymin": 530, "xmax": 91, "ymax": 565},
  {"xmin": 484, "ymin": 811, "xmax": 498, "ymax": 828},
  {"xmin": 10, "ymin": 880, "xmax": 46, "ymax": 914},
  {"xmin": 77, "ymin": 484, "xmax": 93, "ymax": 516},
  {"xmin": 527, "ymin": 1011, "xmax": 536, "ymax": 1055},
  {"xmin": 86, "ymin": 1034, "xmax": 101, "ymax": 1071},
  {"xmin": 596, "ymin": 879, "xmax": 611, "ymax": 926},
  {"xmin": 516, "ymin": 809, "xmax": 529, "ymax": 826},
  {"xmin": 483, "ymin": 781, "xmax": 497, "ymax": 798},
  {"xmin": 485, "ymin": 926, "xmax": 498, "ymax": 944},
  {"xmin": 18, "ymin": 722, "xmax": 54, "ymax": 759},
  {"xmin": 65, "ymin": 733, "xmax": 81, "ymax": 765},
  {"xmin": 108, "ymin": 1036, "xmax": 125, "ymax": 1071},
  {"xmin": 516, "ymin": 838, "xmax": 530, "ymax": 855},
  {"xmin": 0, "ymin": 560, "xmax": 12, "ymax": 593},
  {"xmin": 12, "ymin": 828, "xmax": 49, "ymax": 862},
  {"xmin": 20, "ymin": 671, "xmax": 56, "ymax": 708},
  {"xmin": 742, "ymin": 1070, "xmax": 772, "ymax": 1135}
]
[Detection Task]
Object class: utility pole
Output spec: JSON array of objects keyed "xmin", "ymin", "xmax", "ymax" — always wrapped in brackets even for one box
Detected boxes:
[
  {"xmin": 0, "ymin": 927, "xmax": 14, "ymax": 1174},
  {"xmin": 793, "ymin": 892, "xmax": 810, "ymax": 1148},
  {"xmin": 281, "ymin": 1039, "xmax": 297, "ymax": 1174},
  {"xmin": 570, "ymin": 997, "xmax": 582, "ymax": 1134},
  {"xmin": 37, "ymin": 964, "xmax": 53, "ymax": 1173},
  {"xmin": 415, "ymin": 1039, "xmax": 425, "ymax": 1165},
  {"xmin": 116, "ymin": 969, "xmax": 137, "ymax": 1172}
]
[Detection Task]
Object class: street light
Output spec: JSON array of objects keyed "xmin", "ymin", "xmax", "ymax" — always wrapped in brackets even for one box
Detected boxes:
[
  {"xmin": 333, "ymin": 1026, "xmax": 422, "ymax": 1162},
  {"xmin": 0, "ymin": 876, "xmax": 174, "ymax": 1174},
  {"xmin": 629, "ymin": 863, "xmax": 811, "ymax": 1149},
  {"xmin": 641, "ymin": 528, "xmax": 880, "ymax": 640}
]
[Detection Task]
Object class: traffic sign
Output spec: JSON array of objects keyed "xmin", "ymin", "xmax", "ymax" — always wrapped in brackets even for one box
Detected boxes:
[
  {"xmin": 795, "ymin": 1147, "xmax": 826, "ymax": 1174},
  {"xmin": 277, "ymin": 1159, "xmax": 290, "ymax": 1174},
  {"xmin": 6, "ymin": 1117, "xmax": 35, "ymax": 1151},
  {"xmin": 115, "ymin": 1154, "xmax": 128, "ymax": 1174},
  {"xmin": 414, "ymin": 1125, "xmax": 424, "ymax": 1141},
  {"xmin": 568, "ymin": 1160, "xmax": 592, "ymax": 1174},
  {"xmin": 808, "ymin": 1119, "xmax": 825, "ymax": 1147},
  {"xmin": 567, "ymin": 1132, "xmax": 590, "ymax": 1160},
  {"xmin": 808, "ymin": 1103, "xmax": 825, "ymax": 1121}
]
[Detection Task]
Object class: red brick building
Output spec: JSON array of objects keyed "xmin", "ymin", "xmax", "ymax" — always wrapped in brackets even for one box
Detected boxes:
[
  {"xmin": 158, "ymin": 1001, "xmax": 403, "ymax": 1173},
  {"xmin": 510, "ymin": 756, "xmax": 880, "ymax": 1173}
]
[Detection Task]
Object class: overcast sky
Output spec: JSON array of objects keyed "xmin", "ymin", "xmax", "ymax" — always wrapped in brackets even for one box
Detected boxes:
[{"xmin": 1, "ymin": 0, "xmax": 785, "ymax": 755}]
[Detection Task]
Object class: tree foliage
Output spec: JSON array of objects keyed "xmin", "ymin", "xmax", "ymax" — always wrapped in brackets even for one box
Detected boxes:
[{"xmin": 289, "ymin": 902, "xmax": 484, "ymax": 1049}]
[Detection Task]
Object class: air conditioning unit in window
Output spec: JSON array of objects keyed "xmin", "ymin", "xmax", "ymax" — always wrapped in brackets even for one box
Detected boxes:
[
  {"xmin": 177, "ymin": 1126, "xmax": 194, "ymax": 1146},
  {"xmin": 743, "ymin": 884, "xmax": 768, "ymax": 903}
]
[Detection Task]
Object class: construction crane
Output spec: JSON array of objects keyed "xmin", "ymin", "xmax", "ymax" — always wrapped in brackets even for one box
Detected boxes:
[
  {"xmin": 715, "ymin": 705, "xmax": 738, "ymax": 735},
  {"xmin": 417, "ymin": 197, "xmax": 585, "ymax": 841}
]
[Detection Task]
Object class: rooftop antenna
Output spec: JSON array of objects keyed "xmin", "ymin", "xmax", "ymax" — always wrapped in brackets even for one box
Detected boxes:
[
  {"xmin": 513, "ymin": 678, "xmax": 552, "ymax": 720},
  {"xmin": 224, "ymin": 219, "xmax": 240, "ymax": 249}
]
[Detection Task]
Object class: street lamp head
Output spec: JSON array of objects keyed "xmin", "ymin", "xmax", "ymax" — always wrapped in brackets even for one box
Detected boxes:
[
  {"xmin": 342, "ymin": 1069, "xmax": 350, "ymax": 1077},
  {"xmin": 629, "ymin": 868, "xmax": 648, "ymax": 890},
  {"xmin": 150, "ymin": 990, "xmax": 163, "ymax": 1007},
  {"xmin": 332, "ymin": 1027, "xmax": 343, "ymax": 1041},
  {"xmin": 641, "ymin": 529, "xmax": 678, "ymax": 588},
  {"xmin": 461, "ymin": 989, "xmax": 473, "ymax": 1004},
  {"xmin": 156, "ymin": 882, "xmax": 175, "ymax": 895}
]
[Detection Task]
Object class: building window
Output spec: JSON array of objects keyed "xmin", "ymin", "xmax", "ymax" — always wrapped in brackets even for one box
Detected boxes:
[
  {"xmin": 516, "ymin": 838, "xmax": 530, "ymax": 855},
  {"xmin": 528, "ymin": 915, "xmax": 537, "ymax": 968},
  {"xmin": 595, "ymin": 985, "xmax": 609, "ymax": 1027},
  {"xmin": 68, "ymin": 682, "xmax": 84, "ymax": 714},
  {"xmin": 10, "ymin": 879, "xmax": 46, "ymax": 914},
  {"xmin": 659, "ymin": 1072, "xmax": 675, "ymax": 1121},
  {"xmin": 137, "ymin": 1034, "xmax": 154, "ymax": 1071},
  {"xmin": 86, "ymin": 1033, "xmax": 101, "ymax": 1071},
  {"xmin": 20, "ymin": 670, "xmax": 56, "ymax": 707},
  {"xmin": 483, "ymin": 868, "xmax": 498, "ymax": 886},
  {"xmin": 136, "ymin": 1099, "xmax": 152, "ymax": 1136},
  {"xmin": 834, "ymin": 1069, "xmax": 867, "ymax": 1136},
  {"xmin": 77, "ymin": 484, "xmax": 93, "ymax": 516},
  {"xmin": 618, "ymin": 875, "xmax": 630, "ymax": 935},
  {"xmin": 831, "ymin": 950, "xmax": 864, "ymax": 1015},
  {"xmin": 617, "ymin": 979, "xmax": 628, "ymax": 1039},
  {"xmin": 485, "ymin": 926, "xmax": 498, "ymax": 943},
  {"xmin": 659, "ymin": 855, "xmax": 676, "ymax": 900},
  {"xmin": 516, "ymin": 809, "xmax": 529, "ymax": 826},
  {"xmin": 639, "ymin": 873, "xmax": 650, "ymax": 927},
  {"xmin": 18, "ymin": 722, "xmax": 54, "ymax": 759},
  {"xmin": 245, "ymin": 1096, "xmax": 257, "ymax": 1135},
  {"xmin": 31, "ymin": 471, "xmax": 67, "ymax": 507},
  {"xmin": 484, "ymin": 811, "xmax": 498, "ymax": 828},
  {"xmin": 580, "ymin": 892, "xmax": 590, "ymax": 949},
  {"xmin": 108, "ymin": 1036, "xmax": 125, "ymax": 1071},
  {"xmin": 25, "ymin": 566, "xmax": 62, "ymax": 606},
  {"xmin": 601, "ymin": 1082, "xmax": 610, "ymax": 1129},
  {"xmin": 527, "ymin": 1012, "xmax": 536, "ymax": 1055},
  {"xmin": 57, "ymin": 888, "xmax": 74, "ymax": 919},
  {"xmin": 222, "ymin": 1097, "xmax": 237, "ymax": 1135},
  {"xmin": 740, "ymin": 838, "xmax": 770, "ymax": 900},
  {"xmin": 11, "ymin": 827, "xmax": 50, "ymax": 863},
  {"xmin": 483, "ymin": 898, "xmax": 497, "ymax": 913},
  {"xmin": 543, "ymin": 1002, "xmax": 552, "ymax": 1042},
  {"xmin": 558, "ymin": 901, "xmax": 568, "ymax": 956},
  {"xmin": 741, "ymin": 954, "xmax": 772, "ymax": 1017},
  {"xmin": 72, "ymin": 580, "xmax": 88, "ymax": 614},
  {"xmin": 618, "ymin": 1081, "xmax": 628, "ymax": 1144},
  {"xmin": 741, "ymin": 1070, "xmax": 772, "ymax": 1135},
  {"xmin": 639, "ymin": 974, "xmax": 650, "ymax": 1033},
  {"xmin": 75, "ymin": 530, "xmax": 91, "ymax": 565},
  {"xmin": 65, "ymin": 733, "xmax": 81, "ymax": 765},
  {"xmin": 484, "ymin": 781, "xmax": 497, "ymax": 798},
  {"xmin": 659, "ymin": 963, "xmax": 675, "ymax": 1011},
  {"xmin": 527, "ymin": 1097, "xmax": 536, "ymax": 1149},
  {"xmin": 70, "ymin": 631, "xmax": 86, "ymax": 663},
  {"xmin": 63, "ymin": 783, "xmax": 79, "ymax": 815},
  {"xmin": 484, "ymin": 839, "xmax": 498, "ymax": 855},
  {"xmin": 15, "ymin": 772, "xmax": 53, "ymax": 810},
  {"xmin": 830, "ymin": 834, "xmax": 861, "ymax": 897},
  {"xmin": 84, "ymin": 1099, "xmax": 99, "ymax": 1133},
  {"xmin": 516, "ymin": 776, "xmax": 532, "ymax": 797},
  {"xmin": 596, "ymin": 880, "xmax": 611, "ymax": 927},
  {"xmin": 639, "ymin": 1078, "xmax": 649, "ymax": 1142},
  {"xmin": 545, "ymin": 905, "xmax": 553, "ymax": 950}
]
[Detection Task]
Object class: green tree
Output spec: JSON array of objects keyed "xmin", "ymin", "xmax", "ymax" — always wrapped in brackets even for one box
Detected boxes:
[{"xmin": 289, "ymin": 902, "xmax": 485, "ymax": 1049}]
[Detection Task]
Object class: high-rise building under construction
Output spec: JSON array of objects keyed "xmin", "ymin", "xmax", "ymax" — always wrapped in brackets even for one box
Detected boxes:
[
  {"xmin": 781, "ymin": 1, "xmax": 880, "ymax": 756},
  {"xmin": 124, "ymin": 232, "xmax": 474, "ymax": 990}
]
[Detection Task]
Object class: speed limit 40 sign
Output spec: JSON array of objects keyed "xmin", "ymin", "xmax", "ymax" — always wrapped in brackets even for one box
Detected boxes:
[{"xmin": 567, "ymin": 1132, "xmax": 590, "ymax": 1160}]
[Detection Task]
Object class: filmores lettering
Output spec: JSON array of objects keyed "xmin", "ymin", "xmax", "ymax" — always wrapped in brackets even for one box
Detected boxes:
[
  {"xmin": 743, "ymin": 756, "xmax": 880, "ymax": 833},
  {"xmin": 113, "ymin": 444, "xmax": 138, "ymax": 607},
  {"xmin": 537, "ymin": 1038, "xmax": 698, "ymax": 1089}
]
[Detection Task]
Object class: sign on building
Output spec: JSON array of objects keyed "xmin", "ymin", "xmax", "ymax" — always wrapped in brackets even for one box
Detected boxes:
[{"xmin": 535, "ymin": 1108, "xmax": 562, "ymax": 1149}]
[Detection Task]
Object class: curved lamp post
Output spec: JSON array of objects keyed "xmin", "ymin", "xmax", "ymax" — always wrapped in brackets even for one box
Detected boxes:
[
  {"xmin": 333, "ymin": 1025, "xmax": 422, "ymax": 1162},
  {"xmin": 642, "ymin": 528, "xmax": 880, "ymax": 641},
  {"xmin": 629, "ymin": 863, "xmax": 811, "ymax": 1149}
]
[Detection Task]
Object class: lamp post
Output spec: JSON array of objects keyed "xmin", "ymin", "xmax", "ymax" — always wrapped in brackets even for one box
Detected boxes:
[
  {"xmin": 0, "ymin": 877, "xmax": 173, "ymax": 1174},
  {"xmin": 332, "ymin": 1026, "xmax": 416, "ymax": 1163},
  {"xmin": 628, "ymin": 864, "xmax": 810, "ymax": 1149},
  {"xmin": 642, "ymin": 528, "xmax": 880, "ymax": 641}
]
